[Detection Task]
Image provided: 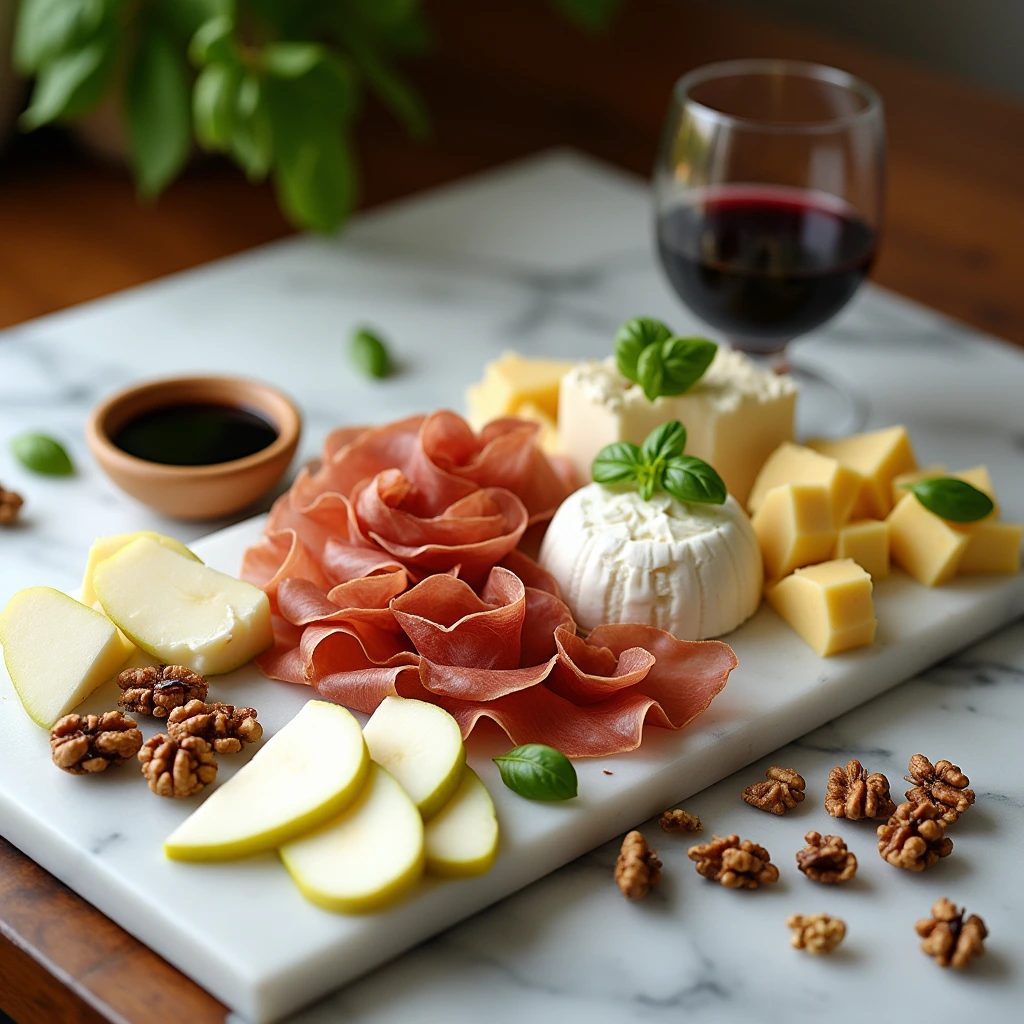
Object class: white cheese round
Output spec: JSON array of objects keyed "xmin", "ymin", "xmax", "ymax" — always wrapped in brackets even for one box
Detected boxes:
[{"xmin": 538, "ymin": 483, "xmax": 763, "ymax": 640}]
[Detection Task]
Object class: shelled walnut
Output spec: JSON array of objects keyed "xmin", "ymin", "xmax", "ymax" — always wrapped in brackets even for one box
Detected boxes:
[
  {"xmin": 138, "ymin": 733, "xmax": 217, "ymax": 798},
  {"xmin": 786, "ymin": 913, "xmax": 846, "ymax": 955},
  {"xmin": 0, "ymin": 484, "xmax": 23, "ymax": 525},
  {"xmin": 824, "ymin": 759, "xmax": 896, "ymax": 820},
  {"xmin": 117, "ymin": 664, "xmax": 209, "ymax": 718},
  {"xmin": 688, "ymin": 834, "xmax": 779, "ymax": 889},
  {"xmin": 795, "ymin": 831, "xmax": 857, "ymax": 884},
  {"xmin": 742, "ymin": 765, "xmax": 805, "ymax": 815},
  {"xmin": 615, "ymin": 831, "xmax": 662, "ymax": 900},
  {"xmin": 659, "ymin": 808, "xmax": 702, "ymax": 833},
  {"xmin": 50, "ymin": 711, "xmax": 142, "ymax": 774},
  {"xmin": 167, "ymin": 699, "xmax": 262, "ymax": 754},
  {"xmin": 904, "ymin": 755, "xmax": 975, "ymax": 825},
  {"xmin": 877, "ymin": 799, "xmax": 953, "ymax": 871},
  {"xmin": 915, "ymin": 898, "xmax": 987, "ymax": 969}
]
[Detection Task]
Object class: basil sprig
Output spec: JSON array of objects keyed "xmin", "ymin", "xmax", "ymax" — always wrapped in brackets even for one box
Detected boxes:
[
  {"xmin": 10, "ymin": 433, "xmax": 74, "ymax": 476},
  {"xmin": 493, "ymin": 743, "xmax": 578, "ymax": 801},
  {"xmin": 614, "ymin": 317, "xmax": 717, "ymax": 402},
  {"xmin": 592, "ymin": 420, "xmax": 727, "ymax": 505},
  {"xmin": 910, "ymin": 477, "xmax": 994, "ymax": 523}
]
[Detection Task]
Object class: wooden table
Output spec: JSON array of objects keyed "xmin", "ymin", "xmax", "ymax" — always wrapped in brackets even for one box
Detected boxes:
[{"xmin": 2, "ymin": 3, "xmax": 1022, "ymax": 1023}]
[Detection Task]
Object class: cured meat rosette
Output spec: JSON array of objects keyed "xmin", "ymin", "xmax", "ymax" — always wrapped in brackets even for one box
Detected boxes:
[{"xmin": 242, "ymin": 411, "xmax": 736, "ymax": 757}]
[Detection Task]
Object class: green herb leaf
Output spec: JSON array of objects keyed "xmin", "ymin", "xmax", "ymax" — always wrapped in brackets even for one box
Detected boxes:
[
  {"xmin": 350, "ymin": 328, "xmax": 393, "ymax": 378},
  {"xmin": 11, "ymin": 433, "xmax": 75, "ymax": 476},
  {"xmin": 910, "ymin": 478, "xmax": 994, "ymax": 523},
  {"xmin": 13, "ymin": 0, "xmax": 104, "ymax": 74},
  {"xmin": 262, "ymin": 42, "xmax": 327, "ymax": 79},
  {"xmin": 493, "ymin": 744, "xmax": 578, "ymax": 801},
  {"xmin": 636, "ymin": 343, "xmax": 667, "ymax": 402},
  {"xmin": 641, "ymin": 420, "xmax": 687, "ymax": 464},
  {"xmin": 591, "ymin": 441, "xmax": 643, "ymax": 485},
  {"xmin": 193, "ymin": 61, "xmax": 237, "ymax": 151},
  {"xmin": 662, "ymin": 455, "xmax": 727, "ymax": 505},
  {"xmin": 229, "ymin": 72, "xmax": 273, "ymax": 180},
  {"xmin": 188, "ymin": 15, "xmax": 234, "ymax": 67},
  {"xmin": 657, "ymin": 336, "xmax": 718, "ymax": 397},
  {"xmin": 614, "ymin": 317, "xmax": 672, "ymax": 383}
]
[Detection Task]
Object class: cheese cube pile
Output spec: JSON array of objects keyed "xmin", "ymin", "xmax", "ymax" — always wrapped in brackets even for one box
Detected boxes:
[{"xmin": 834, "ymin": 519, "xmax": 890, "ymax": 580}]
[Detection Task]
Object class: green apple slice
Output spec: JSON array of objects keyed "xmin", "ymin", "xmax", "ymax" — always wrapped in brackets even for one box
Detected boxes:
[
  {"xmin": 280, "ymin": 764, "xmax": 425, "ymax": 913},
  {"xmin": 93, "ymin": 536, "xmax": 272, "ymax": 676},
  {"xmin": 0, "ymin": 587, "xmax": 131, "ymax": 728},
  {"xmin": 424, "ymin": 768, "xmax": 499, "ymax": 878},
  {"xmin": 363, "ymin": 696, "xmax": 465, "ymax": 819},
  {"xmin": 164, "ymin": 700, "xmax": 369, "ymax": 862},
  {"xmin": 81, "ymin": 531, "xmax": 200, "ymax": 606}
]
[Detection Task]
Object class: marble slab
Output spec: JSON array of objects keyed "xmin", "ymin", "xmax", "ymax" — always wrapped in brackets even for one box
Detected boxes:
[{"xmin": 2, "ymin": 151, "xmax": 1023, "ymax": 1023}]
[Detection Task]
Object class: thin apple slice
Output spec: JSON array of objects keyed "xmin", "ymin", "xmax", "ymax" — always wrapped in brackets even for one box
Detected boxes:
[
  {"xmin": 280, "ymin": 764, "xmax": 425, "ymax": 913},
  {"xmin": 0, "ymin": 587, "xmax": 131, "ymax": 728},
  {"xmin": 363, "ymin": 696, "xmax": 465, "ymax": 819},
  {"xmin": 164, "ymin": 700, "xmax": 368, "ymax": 862},
  {"xmin": 424, "ymin": 768, "xmax": 499, "ymax": 878},
  {"xmin": 93, "ymin": 536, "xmax": 272, "ymax": 675},
  {"xmin": 81, "ymin": 531, "xmax": 200, "ymax": 606}
]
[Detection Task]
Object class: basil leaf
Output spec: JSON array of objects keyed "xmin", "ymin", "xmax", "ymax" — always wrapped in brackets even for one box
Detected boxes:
[
  {"xmin": 614, "ymin": 317, "xmax": 672, "ymax": 383},
  {"xmin": 262, "ymin": 42, "xmax": 327, "ymax": 79},
  {"xmin": 188, "ymin": 15, "xmax": 234, "ymax": 67},
  {"xmin": 11, "ymin": 433, "xmax": 74, "ymax": 476},
  {"xmin": 658, "ymin": 336, "xmax": 717, "ymax": 396},
  {"xmin": 230, "ymin": 72, "xmax": 273, "ymax": 180},
  {"xmin": 13, "ymin": 0, "xmax": 104, "ymax": 73},
  {"xmin": 591, "ymin": 441, "xmax": 643, "ymax": 484},
  {"xmin": 910, "ymin": 477, "xmax": 994, "ymax": 523},
  {"xmin": 636, "ymin": 343, "xmax": 667, "ymax": 403},
  {"xmin": 493, "ymin": 744, "xmax": 578, "ymax": 801},
  {"xmin": 350, "ymin": 328, "xmax": 392, "ymax": 378},
  {"xmin": 193, "ymin": 61, "xmax": 237, "ymax": 151},
  {"xmin": 636, "ymin": 462, "xmax": 662, "ymax": 501},
  {"xmin": 641, "ymin": 420, "xmax": 687, "ymax": 464},
  {"xmin": 663, "ymin": 455, "xmax": 726, "ymax": 505}
]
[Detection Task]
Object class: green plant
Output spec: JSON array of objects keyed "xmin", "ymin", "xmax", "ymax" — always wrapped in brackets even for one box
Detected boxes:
[{"xmin": 12, "ymin": 0, "xmax": 620, "ymax": 232}]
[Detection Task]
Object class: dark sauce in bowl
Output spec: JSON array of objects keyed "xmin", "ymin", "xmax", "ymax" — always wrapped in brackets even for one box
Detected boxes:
[{"xmin": 111, "ymin": 404, "xmax": 279, "ymax": 466}]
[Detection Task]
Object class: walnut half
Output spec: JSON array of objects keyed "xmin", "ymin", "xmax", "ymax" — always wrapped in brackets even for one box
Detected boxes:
[
  {"xmin": 787, "ymin": 913, "xmax": 846, "ymax": 955},
  {"xmin": 742, "ymin": 765, "xmax": 806, "ymax": 815},
  {"xmin": 689, "ymin": 834, "xmax": 780, "ymax": 889},
  {"xmin": 0, "ymin": 484, "xmax": 23, "ymax": 525},
  {"xmin": 50, "ymin": 711, "xmax": 142, "ymax": 774},
  {"xmin": 915, "ymin": 898, "xmax": 987, "ymax": 969},
  {"xmin": 138, "ymin": 733, "xmax": 217, "ymax": 798},
  {"xmin": 615, "ymin": 831, "xmax": 662, "ymax": 900},
  {"xmin": 167, "ymin": 699, "xmax": 262, "ymax": 754}
]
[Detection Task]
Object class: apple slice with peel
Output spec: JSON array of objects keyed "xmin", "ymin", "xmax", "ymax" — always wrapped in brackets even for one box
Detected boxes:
[
  {"xmin": 93, "ymin": 536, "xmax": 272, "ymax": 676},
  {"xmin": 425, "ymin": 768, "xmax": 499, "ymax": 877},
  {"xmin": 0, "ymin": 587, "xmax": 131, "ymax": 728},
  {"xmin": 81, "ymin": 531, "xmax": 200, "ymax": 606},
  {"xmin": 280, "ymin": 764, "xmax": 425, "ymax": 913},
  {"xmin": 363, "ymin": 696, "xmax": 465, "ymax": 819},
  {"xmin": 164, "ymin": 701, "xmax": 369, "ymax": 862}
]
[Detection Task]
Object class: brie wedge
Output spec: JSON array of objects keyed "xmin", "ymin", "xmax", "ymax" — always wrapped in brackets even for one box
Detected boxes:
[{"xmin": 538, "ymin": 483, "xmax": 763, "ymax": 640}]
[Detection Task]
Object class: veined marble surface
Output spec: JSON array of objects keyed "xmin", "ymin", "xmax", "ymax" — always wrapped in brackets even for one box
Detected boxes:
[{"xmin": 1, "ymin": 151, "xmax": 1022, "ymax": 1022}]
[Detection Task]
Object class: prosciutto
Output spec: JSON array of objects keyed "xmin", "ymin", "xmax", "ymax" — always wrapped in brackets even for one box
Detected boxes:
[{"xmin": 242, "ymin": 411, "xmax": 736, "ymax": 757}]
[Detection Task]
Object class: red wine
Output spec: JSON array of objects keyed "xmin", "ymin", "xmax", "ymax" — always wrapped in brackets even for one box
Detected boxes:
[{"xmin": 657, "ymin": 187, "xmax": 876, "ymax": 351}]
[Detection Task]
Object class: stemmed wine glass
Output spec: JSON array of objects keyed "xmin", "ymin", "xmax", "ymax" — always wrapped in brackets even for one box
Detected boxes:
[{"xmin": 653, "ymin": 59, "xmax": 885, "ymax": 435}]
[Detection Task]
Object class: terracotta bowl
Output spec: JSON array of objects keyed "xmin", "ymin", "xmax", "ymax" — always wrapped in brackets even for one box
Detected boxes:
[{"xmin": 86, "ymin": 376, "xmax": 301, "ymax": 521}]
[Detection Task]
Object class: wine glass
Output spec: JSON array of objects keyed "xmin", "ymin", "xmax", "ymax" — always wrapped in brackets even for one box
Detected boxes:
[{"xmin": 653, "ymin": 59, "xmax": 885, "ymax": 435}]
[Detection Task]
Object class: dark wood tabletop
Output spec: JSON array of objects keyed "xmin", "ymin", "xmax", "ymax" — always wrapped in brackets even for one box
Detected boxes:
[{"xmin": 2, "ymin": 2, "xmax": 1023, "ymax": 1023}]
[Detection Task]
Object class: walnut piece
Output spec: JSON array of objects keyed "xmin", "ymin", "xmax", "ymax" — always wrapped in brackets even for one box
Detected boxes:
[
  {"xmin": 167, "ymin": 699, "xmax": 262, "ymax": 754},
  {"xmin": 688, "ymin": 834, "xmax": 780, "ymax": 889},
  {"xmin": 795, "ymin": 830, "xmax": 857, "ymax": 884},
  {"xmin": 659, "ymin": 808, "xmax": 702, "ymax": 833},
  {"xmin": 614, "ymin": 830, "xmax": 662, "ymax": 900},
  {"xmin": 742, "ymin": 765, "xmax": 805, "ymax": 815},
  {"xmin": 0, "ymin": 484, "xmax": 24, "ymax": 525},
  {"xmin": 915, "ymin": 898, "xmax": 987, "ymax": 969},
  {"xmin": 904, "ymin": 754, "xmax": 975, "ymax": 825},
  {"xmin": 50, "ymin": 711, "xmax": 142, "ymax": 774},
  {"xmin": 877, "ymin": 799, "xmax": 953, "ymax": 871},
  {"xmin": 138, "ymin": 733, "xmax": 217, "ymax": 798},
  {"xmin": 825, "ymin": 758, "xmax": 896, "ymax": 820},
  {"xmin": 787, "ymin": 913, "xmax": 846, "ymax": 955},
  {"xmin": 117, "ymin": 664, "xmax": 209, "ymax": 718}
]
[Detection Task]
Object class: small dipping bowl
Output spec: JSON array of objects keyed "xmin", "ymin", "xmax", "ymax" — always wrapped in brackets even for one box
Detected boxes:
[{"xmin": 86, "ymin": 375, "xmax": 301, "ymax": 521}]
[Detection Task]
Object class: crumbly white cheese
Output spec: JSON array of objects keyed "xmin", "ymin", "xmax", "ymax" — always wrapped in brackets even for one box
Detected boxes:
[{"xmin": 538, "ymin": 483, "xmax": 763, "ymax": 640}]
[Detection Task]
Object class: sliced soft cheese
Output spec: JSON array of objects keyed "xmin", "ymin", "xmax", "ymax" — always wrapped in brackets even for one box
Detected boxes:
[{"xmin": 538, "ymin": 483, "xmax": 763, "ymax": 640}]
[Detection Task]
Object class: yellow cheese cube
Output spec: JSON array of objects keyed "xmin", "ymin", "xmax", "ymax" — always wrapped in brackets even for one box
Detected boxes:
[
  {"xmin": 751, "ymin": 484, "xmax": 836, "ymax": 583},
  {"xmin": 809, "ymin": 425, "xmax": 917, "ymax": 520},
  {"xmin": 887, "ymin": 493, "xmax": 969, "ymax": 586},
  {"xmin": 891, "ymin": 465, "xmax": 947, "ymax": 507},
  {"xmin": 766, "ymin": 559, "xmax": 876, "ymax": 656},
  {"xmin": 834, "ymin": 519, "xmax": 890, "ymax": 579},
  {"xmin": 514, "ymin": 401, "xmax": 561, "ymax": 455},
  {"xmin": 747, "ymin": 442, "xmax": 862, "ymax": 525},
  {"xmin": 465, "ymin": 352, "xmax": 574, "ymax": 429},
  {"xmin": 958, "ymin": 521, "xmax": 1023, "ymax": 575}
]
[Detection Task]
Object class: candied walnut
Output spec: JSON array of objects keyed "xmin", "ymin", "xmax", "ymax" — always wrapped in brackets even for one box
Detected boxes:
[
  {"xmin": 904, "ymin": 754, "xmax": 975, "ymax": 825},
  {"xmin": 787, "ymin": 913, "xmax": 846, "ymax": 955},
  {"xmin": 138, "ymin": 733, "xmax": 217, "ymax": 798},
  {"xmin": 688, "ymin": 834, "xmax": 780, "ymax": 889},
  {"xmin": 877, "ymin": 799, "xmax": 953, "ymax": 871},
  {"xmin": 659, "ymin": 808, "xmax": 702, "ymax": 833},
  {"xmin": 795, "ymin": 831, "xmax": 857, "ymax": 884},
  {"xmin": 915, "ymin": 898, "xmax": 987, "ymax": 969},
  {"xmin": 0, "ymin": 485, "xmax": 24, "ymax": 525},
  {"xmin": 167, "ymin": 699, "xmax": 262, "ymax": 754},
  {"xmin": 614, "ymin": 830, "xmax": 662, "ymax": 900},
  {"xmin": 742, "ymin": 765, "xmax": 805, "ymax": 815},
  {"xmin": 825, "ymin": 759, "xmax": 896, "ymax": 820},
  {"xmin": 117, "ymin": 664, "xmax": 209, "ymax": 718},
  {"xmin": 50, "ymin": 711, "xmax": 142, "ymax": 774}
]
